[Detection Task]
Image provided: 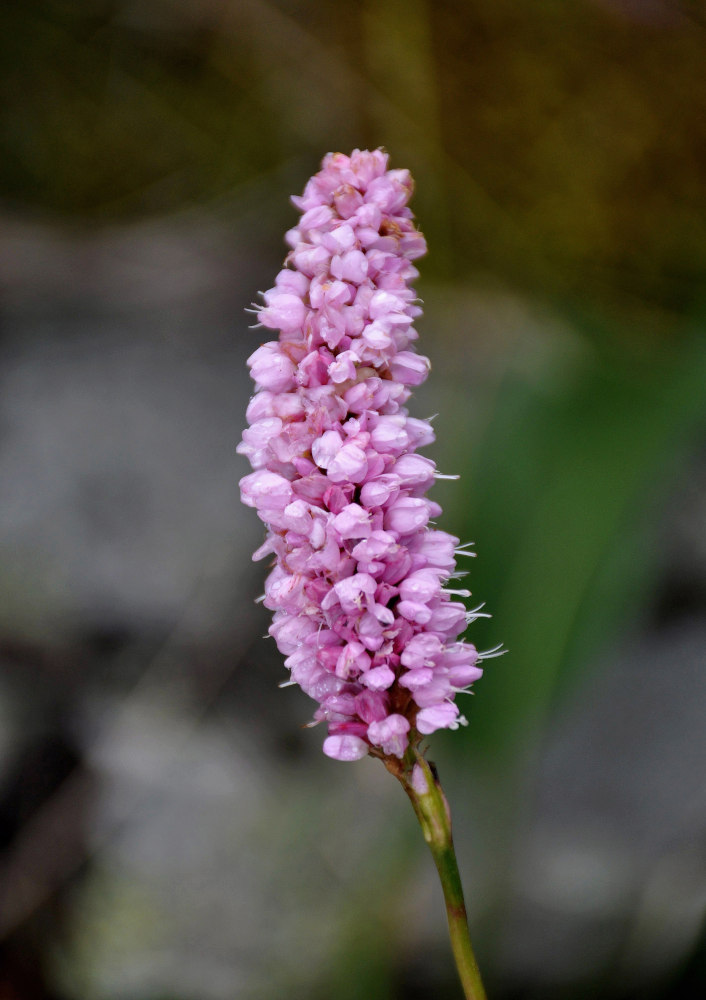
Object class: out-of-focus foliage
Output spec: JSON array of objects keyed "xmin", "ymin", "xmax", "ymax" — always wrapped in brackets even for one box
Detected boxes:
[
  {"xmin": 452, "ymin": 332, "xmax": 706, "ymax": 754},
  {"xmin": 1, "ymin": 1, "xmax": 705, "ymax": 999},
  {"xmin": 2, "ymin": 0, "xmax": 705, "ymax": 320}
]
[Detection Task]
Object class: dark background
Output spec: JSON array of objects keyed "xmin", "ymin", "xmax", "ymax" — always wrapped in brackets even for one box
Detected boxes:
[{"xmin": 1, "ymin": 1, "xmax": 705, "ymax": 997}]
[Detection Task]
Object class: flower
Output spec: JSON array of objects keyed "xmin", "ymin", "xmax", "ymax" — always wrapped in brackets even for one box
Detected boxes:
[{"xmin": 239, "ymin": 149, "xmax": 489, "ymax": 762}]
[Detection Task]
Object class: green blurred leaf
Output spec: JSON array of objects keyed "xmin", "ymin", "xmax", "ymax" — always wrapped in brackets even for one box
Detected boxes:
[{"xmin": 454, "ymin": 332, "xmax": 706, "ymax": 756}]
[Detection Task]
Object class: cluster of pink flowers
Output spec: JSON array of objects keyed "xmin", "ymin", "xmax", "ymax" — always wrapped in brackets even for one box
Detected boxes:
[{"xmin": 239, "ymin": 149, "xmax": 488, "ymax": 762}]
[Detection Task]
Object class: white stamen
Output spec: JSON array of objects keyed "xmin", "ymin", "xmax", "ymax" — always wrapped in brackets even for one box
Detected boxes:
[
  {"xmin": 478, "ymin": 644, "xmax": 507, "ymax": 660},
  {"xmin": 434, "ymin": 472, "xmax": 460, "ymax": 480},
  {"xmin": 466, "ymin": 602, "xmax": 492, "ymax": 623}
]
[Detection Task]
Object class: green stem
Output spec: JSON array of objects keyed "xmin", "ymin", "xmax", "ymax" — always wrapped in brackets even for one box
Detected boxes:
[{"xmin": 387, "ymin": 752, "xmax": 487, "ymax": 1000}]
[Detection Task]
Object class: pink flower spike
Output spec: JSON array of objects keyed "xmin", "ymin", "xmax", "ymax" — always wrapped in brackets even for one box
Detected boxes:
[{"xmin": 239, "ymin": 150, "xmax": 494, "ymax": 763}]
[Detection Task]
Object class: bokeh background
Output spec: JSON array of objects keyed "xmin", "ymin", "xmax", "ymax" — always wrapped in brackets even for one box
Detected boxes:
[{"xmin": 1, "ymin": 1, "xmax": 706, "ymax": 998}]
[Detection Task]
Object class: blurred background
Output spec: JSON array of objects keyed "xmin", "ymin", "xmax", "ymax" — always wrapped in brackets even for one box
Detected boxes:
[{"xmin": 1, "ymin": 1, "xmax": 705, "ymax": 997}]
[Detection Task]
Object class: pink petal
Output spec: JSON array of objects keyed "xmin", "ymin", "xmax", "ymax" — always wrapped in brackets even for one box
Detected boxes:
[{"xmin": 323, "ymin": 734, "xmax": 369, "ymax": 762}]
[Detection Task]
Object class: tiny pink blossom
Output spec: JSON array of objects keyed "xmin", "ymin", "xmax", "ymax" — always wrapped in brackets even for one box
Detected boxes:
[
  {"xmin": 367, "ymin": 714, "xmax": 410, "ymax": 757},
  {"xmin": 239, "ymin": 149, "xmax": 490, "ymax": 761},
  {"xmin": 246, "ymin": 344, "xmax": 296, "ymax": 393},
  {"xmin": 259, "ymin": 291, "xmax": 307, "ymax": 332},
  {"xmin": 323, "ymin": 734, "xmax": 369, "ymax": 762},
  {"xmin": 416, "ymin": 703, "xmax": 462, "ymax": 734},
  {"xmin": 362, "ymin": 665, "xmax": 396, "ymax": 691}
]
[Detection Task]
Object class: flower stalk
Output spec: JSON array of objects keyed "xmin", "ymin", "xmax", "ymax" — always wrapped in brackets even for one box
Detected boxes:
[{"xmin": 386, "ymin": 752, "xmax": 487, "ymax": 1000}]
